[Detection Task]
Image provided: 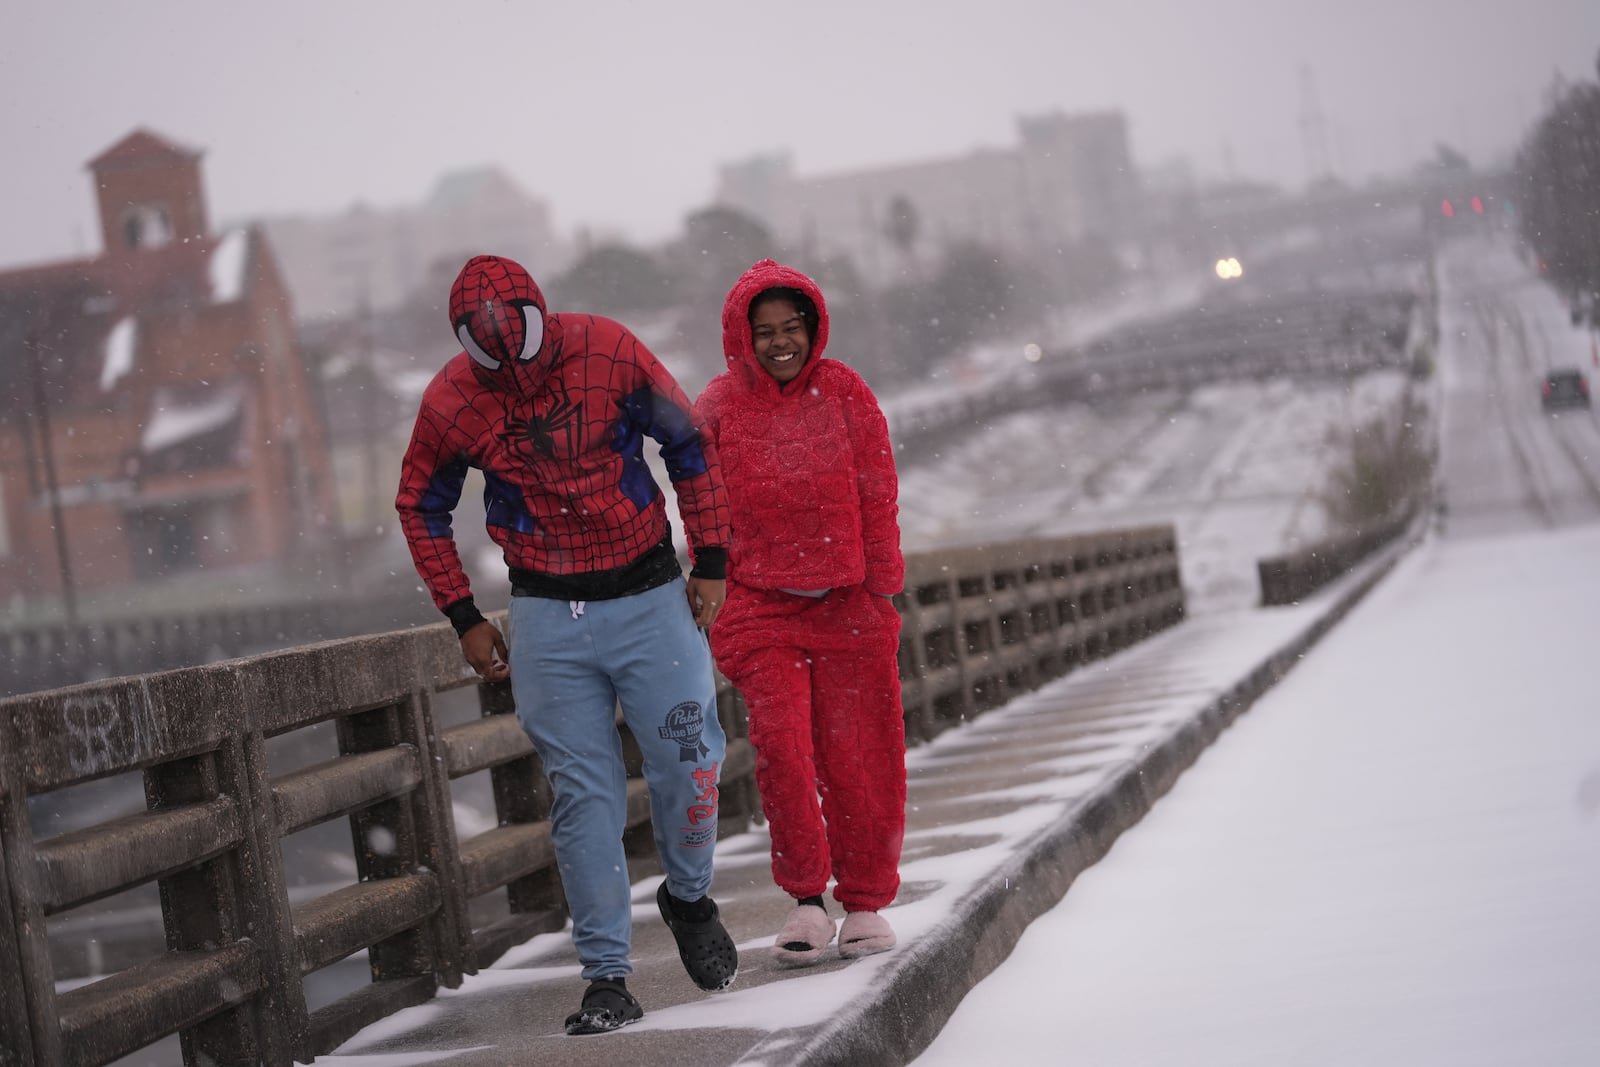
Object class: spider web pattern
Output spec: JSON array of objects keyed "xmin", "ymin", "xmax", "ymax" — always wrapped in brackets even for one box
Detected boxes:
[{"xmin": 397, "ymin": 313, "xmax": 731, "ymax": 612}]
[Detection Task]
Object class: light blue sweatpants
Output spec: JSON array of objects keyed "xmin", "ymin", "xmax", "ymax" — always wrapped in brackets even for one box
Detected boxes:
[{"xmin": 507, "ymin": 577, "xmax": 725, "ymax": 980}]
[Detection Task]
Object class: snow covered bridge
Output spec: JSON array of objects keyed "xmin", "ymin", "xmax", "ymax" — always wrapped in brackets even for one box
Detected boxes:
[
  {"xmin": 5, "ymin": 236, "xmax": 1595, "ymax": 1067},
  {"xmin": 2, "ymin": 525, "xmax": 1202, "ymax": 1067}
]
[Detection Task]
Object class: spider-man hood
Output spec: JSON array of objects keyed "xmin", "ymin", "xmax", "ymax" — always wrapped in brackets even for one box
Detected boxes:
[
  {"xmin": 721, "ymin": 259, "xmax": 830, "ymax": 395},
  {"xmin": 448, "ymin": 255, "xmax": 564, "ymax": 396}
]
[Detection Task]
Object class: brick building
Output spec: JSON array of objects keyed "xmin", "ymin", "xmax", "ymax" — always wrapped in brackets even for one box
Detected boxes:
[{"xmin": 0, "ymin": 129, "xmax": 335, "ymax": 608}]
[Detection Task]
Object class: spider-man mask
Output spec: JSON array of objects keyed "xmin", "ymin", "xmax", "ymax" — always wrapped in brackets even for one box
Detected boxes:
[{"xmin": 449, "ymin": 255, "xmax": 554, "ymax": 390}]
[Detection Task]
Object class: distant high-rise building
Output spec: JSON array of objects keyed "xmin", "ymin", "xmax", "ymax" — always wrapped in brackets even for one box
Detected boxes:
[
  {"xmin": 1016, "ymin": 111, "xmax": 1140, "ymax": 240},
  {"xmin": 713, "ymin": 111, "xmax": 1141, "ymax": 276}
]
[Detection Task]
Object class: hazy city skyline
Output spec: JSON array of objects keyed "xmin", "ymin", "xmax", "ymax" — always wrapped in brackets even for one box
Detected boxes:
[{"xmin": 2, "ymin": 0, "xmax": 1596, "ymax": 271}]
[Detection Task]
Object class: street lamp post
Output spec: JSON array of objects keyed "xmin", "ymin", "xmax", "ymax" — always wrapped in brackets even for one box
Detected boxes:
[{"xmin": 24, "ymin": 329, "xmax": 80, "ymax": 625}]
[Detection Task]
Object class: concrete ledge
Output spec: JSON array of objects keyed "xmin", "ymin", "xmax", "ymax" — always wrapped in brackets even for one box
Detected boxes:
[{"xmin": 762, "ymin": 524, "xmax": 1422, "ymax": 1067}]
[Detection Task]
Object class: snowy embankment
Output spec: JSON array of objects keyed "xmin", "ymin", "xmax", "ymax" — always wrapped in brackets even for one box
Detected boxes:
[{"xmin": 896, "ymin": 371, "xmax": 1413, "ymax": 613}]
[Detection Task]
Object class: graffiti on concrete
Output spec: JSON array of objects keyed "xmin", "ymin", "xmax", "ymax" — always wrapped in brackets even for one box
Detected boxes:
[{"xmin": 60, "ymin": 685, "xmax": 167, "ymax": 779}]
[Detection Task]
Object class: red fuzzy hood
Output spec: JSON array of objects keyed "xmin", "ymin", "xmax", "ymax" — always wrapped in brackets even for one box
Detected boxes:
[{"xmin": 720, "ymin": 260, "xmax": 831, "ymax": 396}]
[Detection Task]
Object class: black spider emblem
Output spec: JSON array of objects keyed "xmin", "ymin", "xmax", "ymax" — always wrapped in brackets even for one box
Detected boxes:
[{"xmin": 506, "ymin": 389, "xmax": 582, "ymax": 458}]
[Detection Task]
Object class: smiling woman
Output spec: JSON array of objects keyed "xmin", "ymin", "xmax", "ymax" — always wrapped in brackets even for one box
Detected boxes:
[
  {"xmin": 748, "ymin": 286, "xmax": 819, "ymax": 385},
  {"xmin": 695, "ymin": 259, "xmax": 908, "ymax": 966}
]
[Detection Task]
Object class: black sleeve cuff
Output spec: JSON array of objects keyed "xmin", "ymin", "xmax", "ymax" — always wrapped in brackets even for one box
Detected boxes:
[
  {"xmin": 444, "ymin": 598, "xmax": 488, "ymax": 638},
  {"xmin": 689, "ymin": 546, "xmax": 727, "ymax": 580}
]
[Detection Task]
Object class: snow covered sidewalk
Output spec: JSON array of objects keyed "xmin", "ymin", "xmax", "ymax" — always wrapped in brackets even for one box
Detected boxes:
[{"xmin": 321, "ymin": 534, "xmax": 1417, "ymax": 1067}]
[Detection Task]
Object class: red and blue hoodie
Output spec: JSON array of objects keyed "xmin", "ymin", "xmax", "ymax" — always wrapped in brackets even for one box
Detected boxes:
[{"xmin": 396, "ymin": 255, "xmax": 730, "ymax": 634}]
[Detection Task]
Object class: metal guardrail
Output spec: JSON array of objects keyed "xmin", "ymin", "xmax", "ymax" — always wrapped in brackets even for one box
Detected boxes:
[{"xmin": 0, "ymin": 527, "xmax": 1183, "ymax": 1067}]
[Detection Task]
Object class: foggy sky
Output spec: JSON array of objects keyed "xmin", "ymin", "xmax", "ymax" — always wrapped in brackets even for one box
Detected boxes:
[{"xmin": 2, "ymin": 0, "xmax": 1596, "ymax": 270}]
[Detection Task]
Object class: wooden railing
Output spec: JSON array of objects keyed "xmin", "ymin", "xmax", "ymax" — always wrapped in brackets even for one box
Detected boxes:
[{"xmin": 0, "ymin": 527, "xmax": 1183, "ymax": 1067}]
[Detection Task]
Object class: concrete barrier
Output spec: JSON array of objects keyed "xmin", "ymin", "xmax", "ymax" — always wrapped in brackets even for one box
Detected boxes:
[{"xmin": 1257, "ymin": 508, "xmax": 1416, "ymax": 606}]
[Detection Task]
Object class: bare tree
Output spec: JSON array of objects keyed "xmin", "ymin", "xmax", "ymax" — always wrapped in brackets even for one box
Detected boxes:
[
  {"xmin": 883, "ymin": 194, "xmax": 920, "ymax": 273},
  {"xmin": 1516, "ymin": 49, "xmax": 1600, "ymax": 326},
  {"xmin": 549, "ymin": 243, "xmax": 677, "ymax": 316}
]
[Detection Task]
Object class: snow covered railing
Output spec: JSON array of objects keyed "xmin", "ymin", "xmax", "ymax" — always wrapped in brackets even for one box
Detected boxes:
[
  {"xmin": 0, "ymin": 527, "xmax": 1183, "ymax": 1067},
  {"xmin": 0, "ymin": 624, "xmax": 631, "ymax": 1067},
  {"xmin": 1256, "ymin": 507, "xmax": 1419, "ymax": 606},
  {"xmin": 0, "ymin": 590, "xmax": 436, "ymax": 698},
  {"xmin": 895, "ymin": 527, "xmax": 1185, "ymax": 739}
]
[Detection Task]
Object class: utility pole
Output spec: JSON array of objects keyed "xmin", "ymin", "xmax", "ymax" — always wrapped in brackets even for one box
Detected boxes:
[
  {"xmin": 358, "ymin": 284, "xmax": 382, "ymax": 529},
  {"xmin": 1298, "ymin": 65, "xmax": 1333, "ymax": 186},
  {"xmin": 24, "ymin": 329, "xmax": 80, "ymax": 625}
]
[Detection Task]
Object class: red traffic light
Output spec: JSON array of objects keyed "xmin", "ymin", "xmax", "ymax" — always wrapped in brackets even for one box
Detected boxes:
[
  {"xmin": 1471, "ymin": 196, "xmax": 1484, "ymax": 214},
  {"xmin": 1441, "ymin": 199, "xmax": 1455, "ymax": 218}
]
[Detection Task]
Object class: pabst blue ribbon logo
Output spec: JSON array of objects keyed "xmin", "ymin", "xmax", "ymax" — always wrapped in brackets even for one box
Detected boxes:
[{"xmin": 659, "ymin": 701, "xmax": 710, "ymax": 762}]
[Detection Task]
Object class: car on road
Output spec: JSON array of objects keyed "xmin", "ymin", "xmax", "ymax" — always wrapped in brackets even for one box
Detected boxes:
[{"xmin": 1541, "ymin": 368, "xmax": 1590, "ymax": 412}]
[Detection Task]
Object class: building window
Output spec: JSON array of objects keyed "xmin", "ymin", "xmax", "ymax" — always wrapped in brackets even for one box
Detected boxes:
[
  {"xmin": 129, "ymin": 508, "xmax": 199, "ymax": 578},
  {"xmin": 122, "ymin": 205, "xmax": 174, "ymax": 250}
]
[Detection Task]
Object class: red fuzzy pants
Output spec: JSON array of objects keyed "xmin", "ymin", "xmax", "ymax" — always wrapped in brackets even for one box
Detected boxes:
[{"xmin": 712, "ymin": 584, "xmax": 906, "ymax": 912}]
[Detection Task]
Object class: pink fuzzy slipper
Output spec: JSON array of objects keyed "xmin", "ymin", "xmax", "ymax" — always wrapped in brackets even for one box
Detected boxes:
[
  {"xmin": 771, "ymin": 903, "xmax": 836, "ymax": 967},
  {"xmin": 838, "ymin": 910, "xmax": 896, "ymax": 959}
]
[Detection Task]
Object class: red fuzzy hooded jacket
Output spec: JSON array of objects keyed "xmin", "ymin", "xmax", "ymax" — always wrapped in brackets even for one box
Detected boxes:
[{"xmin": 694, "ymin": 260, "xmax": 903, "ymax": 597}]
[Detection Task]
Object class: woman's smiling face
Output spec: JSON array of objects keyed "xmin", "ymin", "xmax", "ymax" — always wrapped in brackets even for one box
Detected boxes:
[{"xmin": 750, "ymin": 296, "xmax": 812, "ymax": 384}]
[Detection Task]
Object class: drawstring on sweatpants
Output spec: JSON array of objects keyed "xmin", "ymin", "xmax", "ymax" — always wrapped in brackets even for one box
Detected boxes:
[{"xmin": 569, "ymin": 600, "xmax": 586, "ymax": 620}]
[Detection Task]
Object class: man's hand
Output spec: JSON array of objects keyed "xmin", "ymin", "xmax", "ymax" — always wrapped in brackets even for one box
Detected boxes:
[
  {"xmin": 686, "ymin": 576, "xmax": 725, "ymax": 629},
  {"xmin": 460, "ymin": 620, "xmax": 510, "ymax": 682}
]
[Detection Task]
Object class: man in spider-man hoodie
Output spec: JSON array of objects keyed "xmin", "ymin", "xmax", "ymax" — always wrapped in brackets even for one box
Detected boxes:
[{"xmin": 396, "ymin": 255, "xmax": 738, "ymax": 1034}]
